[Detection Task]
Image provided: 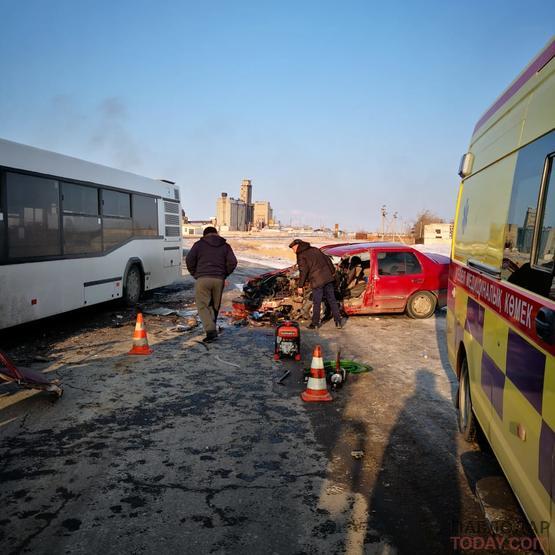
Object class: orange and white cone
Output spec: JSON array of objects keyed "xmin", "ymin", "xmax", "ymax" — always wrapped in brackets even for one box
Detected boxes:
[
  {"xmin": 301, "ymin": 345, "xmax": 332, "ymax": 402},
  {"xmin": 128, "ymin": 313, "xmax": 153, "ymax": 355}
]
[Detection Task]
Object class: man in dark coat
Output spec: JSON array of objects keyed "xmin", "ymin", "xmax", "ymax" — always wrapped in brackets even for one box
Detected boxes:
[
  {"xmin": 289, "ymin": 239, "xmax": 342, "ymax": 329},
  {"xmin": 185, "ymin": 227, "xmax": 238, "ymax": 342}
]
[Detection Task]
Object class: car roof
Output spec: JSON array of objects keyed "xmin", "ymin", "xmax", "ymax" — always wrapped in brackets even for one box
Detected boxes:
[{"xmin": 322, "ymin": 242, "xmax": 413, "ymax": 257}]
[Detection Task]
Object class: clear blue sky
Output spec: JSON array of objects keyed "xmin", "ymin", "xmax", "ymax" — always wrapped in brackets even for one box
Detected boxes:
[{"xmin": 1, "ymin": 1, "xmax": 553, "ymax": 231}]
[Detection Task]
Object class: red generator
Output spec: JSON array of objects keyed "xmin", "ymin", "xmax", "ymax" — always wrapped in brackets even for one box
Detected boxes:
[{"xmin": 274, "ymin": 321, "xmax": 301, "ymax": 361}]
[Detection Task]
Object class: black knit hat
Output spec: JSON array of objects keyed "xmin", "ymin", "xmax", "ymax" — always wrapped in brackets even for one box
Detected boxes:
[{"xmin": 203, "ymin": 226, "xmax": 218, "ymax": 236}]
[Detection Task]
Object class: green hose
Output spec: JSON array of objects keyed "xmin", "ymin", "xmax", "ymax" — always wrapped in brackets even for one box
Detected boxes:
[{"xmin": 304, "ymin": 360, "xmax": 372, "ymax": 375}]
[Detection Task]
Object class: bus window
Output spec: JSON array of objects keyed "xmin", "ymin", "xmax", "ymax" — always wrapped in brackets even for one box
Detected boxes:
[
  {"xmin": 6, "ymin": 172, "xmax": 61, "ymax": 259},
  {"xmin": 62, "ymin": 182, "xmax": 101, "ymax": 255},
  {"xmin": 103, "ymin": 217, "xmax": 132, "ymax": 250},
  {"xmin": 102, "ymin": 190, "xmax": 130, "ymax": 218},
  {"xmin": 102, "ymin": 189, "xmax": 132, "ymax": 250},
  {"xmin": 502, "ymin": 131, "xmax": 555, "ymax": 297},
  {"xmin": 132, "ymin": 194, "xmax": 158, "ymax": 236}
]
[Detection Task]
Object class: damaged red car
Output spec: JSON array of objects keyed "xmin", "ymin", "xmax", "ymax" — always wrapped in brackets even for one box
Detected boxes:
[{"xmin": 233, "ymin": 242, "xmax": 449, "ymax": 321}]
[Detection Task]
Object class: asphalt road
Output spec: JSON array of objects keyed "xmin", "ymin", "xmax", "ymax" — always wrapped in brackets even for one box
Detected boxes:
[{"xmin": 0, "ymin": 259, "xmax": 524, "ymax": 554}]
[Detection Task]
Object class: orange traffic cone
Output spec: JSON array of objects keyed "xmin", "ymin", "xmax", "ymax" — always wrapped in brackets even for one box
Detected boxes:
[
  {"xmin": 128, "ymin": 313, "xmax": 153, "ymax": 355},
  {"xmin": 301, "ymin": 345, "xmax": 332, "ymax": 402}
]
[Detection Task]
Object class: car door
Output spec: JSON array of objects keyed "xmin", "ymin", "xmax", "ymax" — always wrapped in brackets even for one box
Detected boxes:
[{"xmin": 371, "ymin": 250, "xmax": 424, "ymax": 311}]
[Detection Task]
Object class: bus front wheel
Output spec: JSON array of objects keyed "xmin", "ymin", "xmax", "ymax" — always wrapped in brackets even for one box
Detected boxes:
[
  {"xmin": 123, "ymin": 265, "xmax": 142, "ymax": 305},
  {"xmin": 458, "ymin": 357, "xmax": 477, "ymax": 442}
]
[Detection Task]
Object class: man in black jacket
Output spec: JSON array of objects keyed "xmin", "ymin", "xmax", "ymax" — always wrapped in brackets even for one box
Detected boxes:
[
  {"xmin": 289, "ymin": 239, "xmax": 342, "ymax": 329},
  {"xmin": 185, "ymin": 227, "xmax": 238, "ymax": 342}
]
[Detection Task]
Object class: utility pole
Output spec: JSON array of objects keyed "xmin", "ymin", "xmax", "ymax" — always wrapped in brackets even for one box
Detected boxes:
[{"xmin": 381, "ymin": 205, "xmax": 387, "ymax": 239}]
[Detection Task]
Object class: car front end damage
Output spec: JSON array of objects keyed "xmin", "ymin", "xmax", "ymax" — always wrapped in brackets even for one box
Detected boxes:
[
  {"xmin": 232, "ymin": 266, "xmax": 315, "ymax": 323},
  {"xmin": 232, "ymin": 243, "xmax": 450, "ymax": 322}
]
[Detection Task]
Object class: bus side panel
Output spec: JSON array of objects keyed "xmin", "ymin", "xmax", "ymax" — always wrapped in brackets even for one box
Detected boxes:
[
  {"xmin": 0, "ymin": 239, "xmax": 180, "ymax": 329},
  {"xmin": 453, "ymin": 155, "xmax": 516, "ymax": 270},
  {"xmin": 0, "ymin": 263, "xmax": 75, "ymax": 328}
]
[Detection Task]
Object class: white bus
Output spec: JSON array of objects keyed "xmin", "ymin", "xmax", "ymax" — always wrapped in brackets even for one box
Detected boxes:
[{"xmin": 0, "ymin": 139, "xmax": 182, "ymax": 330}]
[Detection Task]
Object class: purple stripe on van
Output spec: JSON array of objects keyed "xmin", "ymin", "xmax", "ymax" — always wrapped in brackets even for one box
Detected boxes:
[
  {"xmin": 539, "ymin": 420, "xmax": 555, "ymax": 501},
  {"xmin": 473, "ymin": 39, "xmax": 555, "ymax": 135},
  {"xmin": 466, "ymin": 297, "xmax": 484, "ymax": 345},
  {"xmin": 506, "ymin": 329, "xmax": 546, "ymax": 414},
  {"xmin": 481, "ymin": 352, "xmax": 505, "ymax": 420}
]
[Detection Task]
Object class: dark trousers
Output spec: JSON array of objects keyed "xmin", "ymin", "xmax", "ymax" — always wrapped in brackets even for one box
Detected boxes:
[{"xmin": 312, "ymin": 282, "xmax": 341, "ymax": 325}]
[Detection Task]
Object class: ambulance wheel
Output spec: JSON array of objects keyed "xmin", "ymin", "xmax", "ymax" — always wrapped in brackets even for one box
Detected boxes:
[
  {"xmin": 123, "ymin": 265, "xmax": 142, "ymax": 305},
  {"xmin": 406, "ymin": 291, "xmax": 436, "ymax": 319},
  {"xmin": 458, "ymin": 358, "xmax": 477, "ymax": 442}
]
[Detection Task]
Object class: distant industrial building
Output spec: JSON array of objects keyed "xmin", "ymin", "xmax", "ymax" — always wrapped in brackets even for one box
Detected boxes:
[
  {"xmin": 182, "ymin": 220, "xmax": 214, "ymax": 236},
  {"xmin": 240, "ymin": 179, "xmax": 254, "ymax": 228},
  {"xmin": 423, "ymin": 223, "xmax": 453, "ymax": 245},
  {"xmin": 216, "ymin": 179, "xmax": 276, "ymax": 232},
  {"xmin": 216, "ymin": 193, "xmax": 247, "ymax": 232},
  {"xmin": 253, "ymin": 201, "xmax": 273, "ymax": 229}
]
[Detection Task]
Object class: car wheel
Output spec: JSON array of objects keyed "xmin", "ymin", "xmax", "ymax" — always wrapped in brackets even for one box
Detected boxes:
[
  {"xmin": 123, "ymin": 265, "xmax": 142, "ymax": 305},
  {"xmin": 406, "ymin": 291, "xmax": 436, "ymax": 319},
  {"xmin": 458, "ymin": 357, "xmax": 477, "ymax": 442}
]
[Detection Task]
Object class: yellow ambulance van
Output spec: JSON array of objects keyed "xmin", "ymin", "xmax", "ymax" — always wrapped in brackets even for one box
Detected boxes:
[{"xmin": 448, "ymin": 36, "xmax": 555, "ymax": 552}]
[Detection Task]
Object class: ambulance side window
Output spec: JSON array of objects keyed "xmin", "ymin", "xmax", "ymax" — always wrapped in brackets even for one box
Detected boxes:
[
  {"xmin": 0, "ymin": 173, "xmax": 5, "ymax": 262},
  {"xmin": 502, "ymin": 131, "xmax": 555, "ymax": 298},
  {"xmin": 535, "ymin": 156, "xmax": 555, "ymax": 273}
]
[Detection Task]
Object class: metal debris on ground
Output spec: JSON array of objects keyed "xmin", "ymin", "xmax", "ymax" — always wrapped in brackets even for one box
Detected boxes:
[
  {"xmin": 0, "ymin": 350, "xmax": 63, "ymax": 397},
  {"xmin": 276, "ymin": 369, "xmax": 291, "ymax": 384},
  {"xmin": 176, "ymin": 309, "xmax": 197, "ymax": 318},
  {"xmin": 351, "ymin": 450, "xmax": 364, "ymax": 459},
  {"xmin": 143, "ymin": 307, "xmax": 176, "ymax": 316},
  {"xmin": 143, "ymin": 307, "xmax": 198, "ymax": 318},
  {"xmin": 214, "ymin": 355, "xmax": 241, "ymax": 368}
]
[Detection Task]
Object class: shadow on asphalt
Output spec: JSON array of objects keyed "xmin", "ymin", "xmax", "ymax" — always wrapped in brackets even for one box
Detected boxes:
[
  {"xmin": 293, "ymin": 314, "xmax": 465, "ymax": 553},
  {"xmin": 368, "ymin": 369, "xmax": 460, "ymax": 552}
]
